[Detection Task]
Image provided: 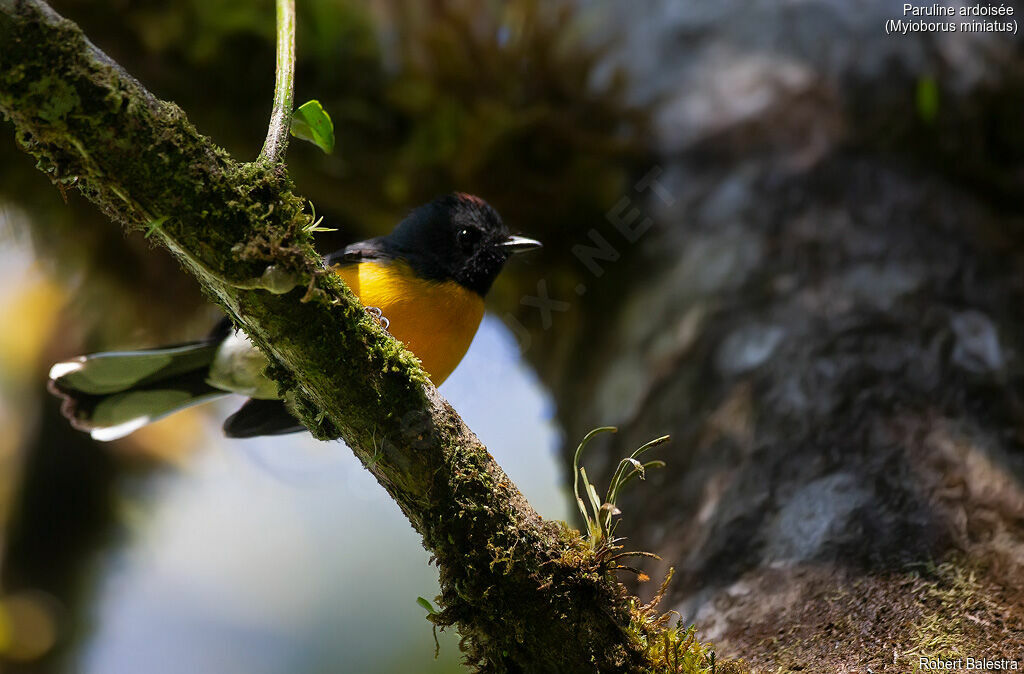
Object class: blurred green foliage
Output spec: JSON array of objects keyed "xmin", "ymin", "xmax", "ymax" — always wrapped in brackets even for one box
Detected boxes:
[
  {"xmin": 915, "ymin": 76, "xmax": 939, "ymax": 125},
  {"xmin": 1, "ymin": 0, "xmax": 649, "ymax": 343}
]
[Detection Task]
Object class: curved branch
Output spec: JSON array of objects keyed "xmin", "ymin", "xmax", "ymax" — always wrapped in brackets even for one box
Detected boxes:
[
  {"xmin": 258, "ymin": 0, "xmax": 295, "ymax": 163},
  {"xmin": 0, "ymin": 2, "xmax": 727, "ymax": 671}
]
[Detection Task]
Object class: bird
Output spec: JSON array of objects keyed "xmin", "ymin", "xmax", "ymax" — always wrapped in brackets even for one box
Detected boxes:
[{"xmin": 47, "ymin": 193, "xmax": 541, "ymax": 440}]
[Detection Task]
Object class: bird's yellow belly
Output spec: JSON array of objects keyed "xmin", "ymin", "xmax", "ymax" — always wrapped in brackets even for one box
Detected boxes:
[{"xmin": 334, "ymin": 260, "xmax": 485, "ymax": 385}]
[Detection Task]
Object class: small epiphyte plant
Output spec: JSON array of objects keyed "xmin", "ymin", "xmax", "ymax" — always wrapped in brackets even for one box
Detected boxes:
[
  {"xmin": 572, "ymin": 426, "xmax": 669, "ymax": 574},
  {"xmin": 657, "ymin": 621, "xmax": 716, "ymax": 674},
  {"xmin": 573, "ymin": 429, "xmax": 721, "ymax": 671},
  {"xmin": 632, "ymin": 571, "xmax": 721, "ymax": 673},
  {"xmin": 416, "ymin": 596, "xmax": 441, "ymax": 658},
  {"xmin": 302, "ymin": 200, "xmax": 337, "ymax": 234}
]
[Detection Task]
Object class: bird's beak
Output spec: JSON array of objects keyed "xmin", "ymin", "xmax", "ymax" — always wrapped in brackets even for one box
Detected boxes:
[{"xmin": 501, "ymin": 235, "xmax": 542, "ymax": 254}]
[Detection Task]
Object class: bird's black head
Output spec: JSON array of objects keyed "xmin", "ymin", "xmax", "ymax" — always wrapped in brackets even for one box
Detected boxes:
[{"xmin": 387, "ymin": 193, "xmax": 541, "ymax": 296}]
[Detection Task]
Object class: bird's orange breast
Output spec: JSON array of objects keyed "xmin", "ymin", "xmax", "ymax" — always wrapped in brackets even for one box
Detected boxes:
[{"xmin": 333, "ymin": 259, "xmax": 485, "ymax": 385}]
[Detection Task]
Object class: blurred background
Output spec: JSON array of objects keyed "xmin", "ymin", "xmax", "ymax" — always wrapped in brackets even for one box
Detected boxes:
[{"xmin": 2, "ymin": 0, "xmax": 1024, "ymax": 672}]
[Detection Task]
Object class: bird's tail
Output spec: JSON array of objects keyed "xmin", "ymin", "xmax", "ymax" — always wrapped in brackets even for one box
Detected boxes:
[{"xmin": 48, "ymin": 341, "xmax": 228, "ymax": 441}]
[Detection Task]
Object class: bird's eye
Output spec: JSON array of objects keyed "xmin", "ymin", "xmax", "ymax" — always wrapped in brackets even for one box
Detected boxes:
[{"xmin": 457, "ymin": 227, "xmax": 482, "ymax": 251}]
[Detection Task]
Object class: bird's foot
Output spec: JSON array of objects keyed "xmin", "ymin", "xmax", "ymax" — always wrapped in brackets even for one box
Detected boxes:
[{"xmin": 365, "ymin": 306, "xmax": 390, "ymax": 331}]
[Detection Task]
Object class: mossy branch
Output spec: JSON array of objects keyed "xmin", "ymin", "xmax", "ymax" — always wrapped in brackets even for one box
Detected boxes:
[{"xmin": 0, "ymin": 2, "xmax": 723, "ymax": 671}]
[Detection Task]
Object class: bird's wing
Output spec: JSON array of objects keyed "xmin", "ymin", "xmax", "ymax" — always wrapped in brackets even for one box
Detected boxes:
[
  {"xmin": 325, "ymin": 237, "xmax": 394, "ymax": 267},
  {"xmin": 223, "ymin": 398, "xmax": 306, "ymax": 437}
]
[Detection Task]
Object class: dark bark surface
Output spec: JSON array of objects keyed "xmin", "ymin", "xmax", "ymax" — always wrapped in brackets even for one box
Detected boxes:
[{"xmin": 502, "ymin": 2, "xmax": 1024, "ymax": 670}]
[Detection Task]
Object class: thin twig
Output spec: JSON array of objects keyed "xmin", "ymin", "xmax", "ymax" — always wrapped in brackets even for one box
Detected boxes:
[{"xmin": 259, "ymin": 0, "xmax": 296, "ymax": 163}]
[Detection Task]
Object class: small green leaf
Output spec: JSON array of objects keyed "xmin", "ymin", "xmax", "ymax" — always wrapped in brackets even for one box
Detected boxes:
[
  {"xmin": 145, "ymin": 215, "xmax": 169, "ymax": 238},
  {"xmin": 416, "ymin": 596, "xmax": 438, "ymax": 615},
  {"xmin": 291, "ymin": 100, "xmax": 335, "ymax": 154}
]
